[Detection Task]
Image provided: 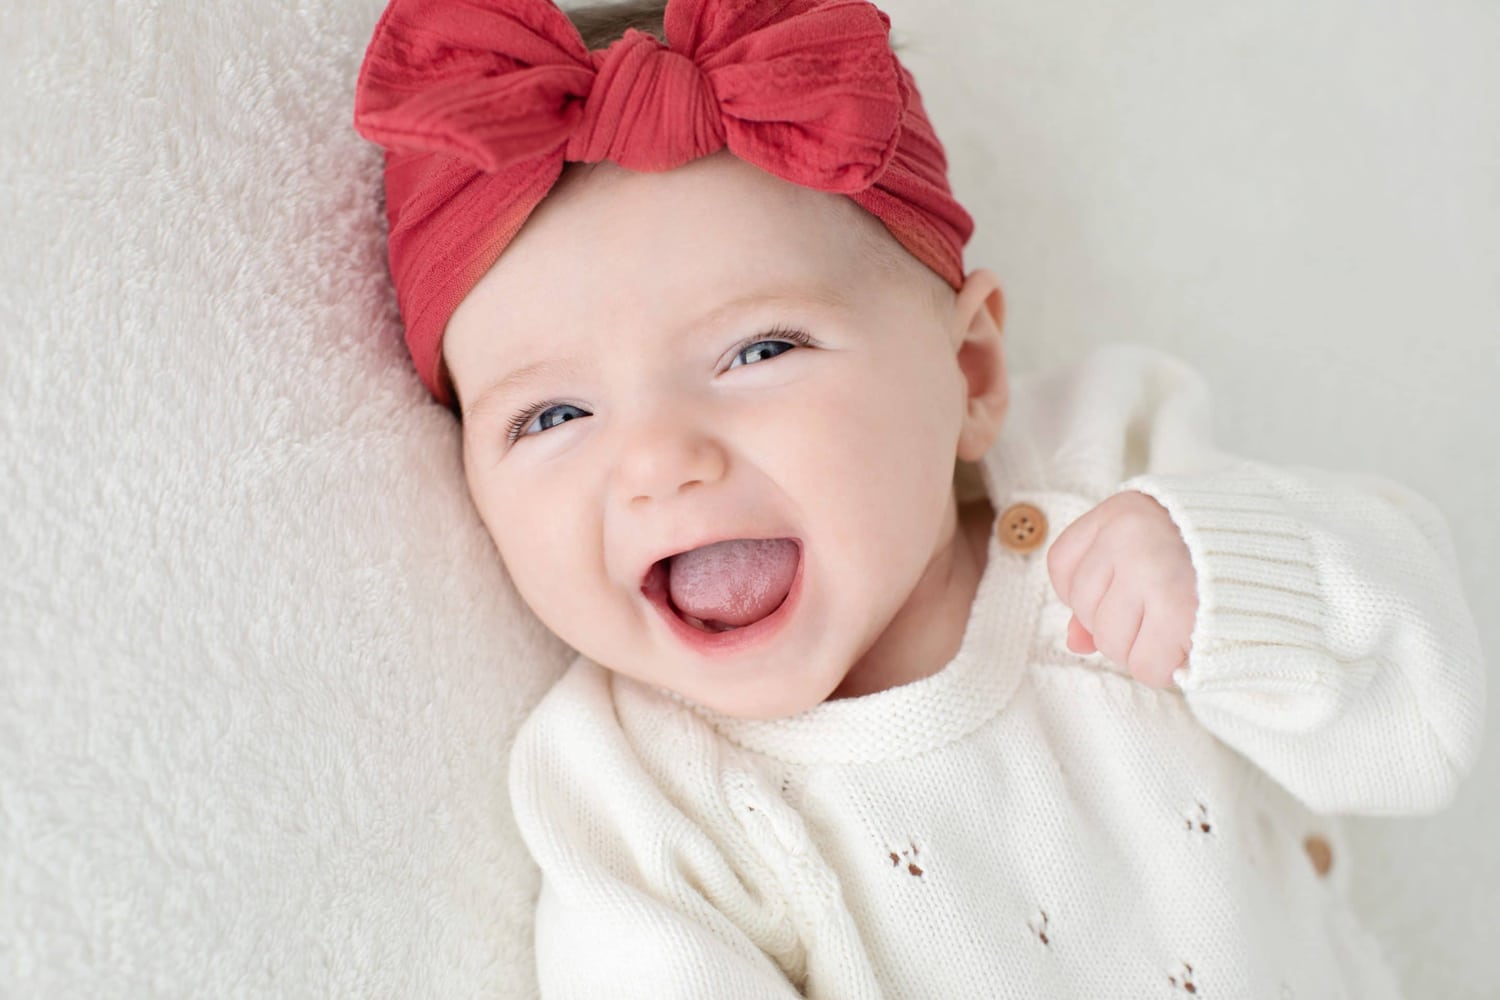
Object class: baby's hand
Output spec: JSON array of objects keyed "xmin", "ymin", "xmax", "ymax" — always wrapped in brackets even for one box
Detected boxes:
[{"xmin": 1045, "ymin": 491, "xmax": 1198, "ymax": 688}]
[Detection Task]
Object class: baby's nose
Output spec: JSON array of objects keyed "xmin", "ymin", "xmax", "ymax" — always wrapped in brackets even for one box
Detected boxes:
[{"xmin": 614, "ymin": 424, "xmax": 728, "ymax": 506}]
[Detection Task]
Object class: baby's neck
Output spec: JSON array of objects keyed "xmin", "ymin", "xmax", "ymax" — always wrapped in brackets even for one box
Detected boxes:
[{"xmin": 828, "ymin": 495, "xmax": 995, "ymax": 701}]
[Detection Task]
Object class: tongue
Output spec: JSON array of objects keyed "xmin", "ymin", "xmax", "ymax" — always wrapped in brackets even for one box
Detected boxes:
[{"xmin": 668, "ymin": 538, "xmax": 798, "ymax": 629}]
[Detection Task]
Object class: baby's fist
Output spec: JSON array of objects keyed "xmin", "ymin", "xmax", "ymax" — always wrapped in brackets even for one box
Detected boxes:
[{"xmin": 1045, "ymin": 491, "xmax": 1198, "ymax": 687}]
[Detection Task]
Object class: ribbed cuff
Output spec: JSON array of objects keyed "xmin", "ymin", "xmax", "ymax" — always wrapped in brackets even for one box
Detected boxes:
[{"xmin": 1118, "ymin": 464, "xmax": 1328, "ymax": 692}]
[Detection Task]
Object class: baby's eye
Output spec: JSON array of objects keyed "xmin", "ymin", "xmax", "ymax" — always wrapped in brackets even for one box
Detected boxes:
[
  {"xmin": 727, "ymin": 327, "xmax": 813, "ymax": 370},
  {"xmin": 509, "ymin": 402, "xmax": 589, "ymax": 442},
  {"xmin": 730, "ymin": 340, "xmax": 795, "ymax": 368}
]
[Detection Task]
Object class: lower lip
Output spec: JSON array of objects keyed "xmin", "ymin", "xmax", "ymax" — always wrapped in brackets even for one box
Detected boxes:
[{"xmin": 642, "ymin": 542, "xmax": 805, "ymax": 657}]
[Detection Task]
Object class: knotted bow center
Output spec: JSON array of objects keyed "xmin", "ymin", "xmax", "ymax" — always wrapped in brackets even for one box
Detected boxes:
[{"xmin": 565, "ymin": 30, "xmax": 726, "ymax": 171}]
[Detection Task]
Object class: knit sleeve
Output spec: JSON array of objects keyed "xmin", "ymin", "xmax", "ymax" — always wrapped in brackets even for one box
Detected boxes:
[
  {"xmin": 507, "ymin": 661, "xmax": 808, "ymax": 1000},
  {"xmin": 1072, "ymin": 346, "xmax": 1486, "ymax": 816}
]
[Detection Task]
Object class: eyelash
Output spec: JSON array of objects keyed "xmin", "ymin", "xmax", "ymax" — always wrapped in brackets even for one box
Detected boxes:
[
  {"xmin": 730, "ymin": 324, "xmax": 813, "ymax": 366},
  {"xmin": 504, "ymin": 401, "xmax": 561, "ymax": 446},
  {"xmin": 503, "ymin": 325, "xmax": 814, "ymax": 444}
]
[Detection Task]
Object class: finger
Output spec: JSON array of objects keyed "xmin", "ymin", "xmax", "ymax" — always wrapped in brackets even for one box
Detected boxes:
[
  {"xmin": 1066, "ymin": 615, "xmax": 1096, "ymax": 654},
  {"xmin": 1128, "ymin": 602, "xmax": 1195, "ymax": 688},
  {"xmin": 1063, "ymin": 548, "xmax": 1115, "ymax": 636},
  {"xmin": 1045, "ymin": 508, "xmax": 1102, "ymax": 606},
  {"xmin": 1090, "ymin": 584, "xmax": 1145, "ymax": 671}
]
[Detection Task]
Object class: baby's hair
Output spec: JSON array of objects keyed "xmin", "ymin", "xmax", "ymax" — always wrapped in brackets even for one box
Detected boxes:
[{"xmin": 565, "ymin": 0, "xmax": 669, "ymax": 47}]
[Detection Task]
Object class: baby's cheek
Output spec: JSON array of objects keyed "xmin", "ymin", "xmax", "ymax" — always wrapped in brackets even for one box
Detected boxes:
[
  {"xmin": 482, "ymin": 501, "xmax": 586, "ymax": 620},
  {"xmin": 505, "ymin": 542, "xmax": 604, "ymax": 651},
  {"xmin": 810, "ymin": 381, "xmax": 955, "ymax": 546},
  {"xmin": 841, "ymin": 365, "xmax": 957, "ymax": 483}
]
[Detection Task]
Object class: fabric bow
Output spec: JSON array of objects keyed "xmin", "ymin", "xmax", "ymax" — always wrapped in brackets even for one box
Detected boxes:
[
  {"xmin": 355, "ymin": 0, "xmax": 905, "ymax": 191},
  {"xmin": 352, "ymin": 0, "xmax": 974, "ymax": 408}
]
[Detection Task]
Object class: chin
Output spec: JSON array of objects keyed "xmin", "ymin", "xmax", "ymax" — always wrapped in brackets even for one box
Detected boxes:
[
  {"xmin": 694, "ymin": 668, "xmax": 843, "ymax": 722},
  {"xmin": 701, "ymin": 694, "xmax": 812, "ymax": 722}
]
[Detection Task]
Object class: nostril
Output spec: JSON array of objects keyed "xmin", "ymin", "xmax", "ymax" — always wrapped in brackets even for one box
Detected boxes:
[
  {"xmin": 617, "ymin": 434, "xmax": 726, "ymax": 503},
  {"xmin": 631, "ymin": 479, "xmax": 704, "ymax": 505}
]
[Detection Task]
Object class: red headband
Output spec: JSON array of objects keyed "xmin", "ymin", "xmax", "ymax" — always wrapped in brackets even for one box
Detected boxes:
[{"xmin": 353, "ymin": 0, "xmax": 974, "ymax": 407}]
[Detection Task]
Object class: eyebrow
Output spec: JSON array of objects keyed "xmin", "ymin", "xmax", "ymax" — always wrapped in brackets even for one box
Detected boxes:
[
  {"xmin": 466, "ymin": 356, "xmax": 583, "ymax": 424},
  {"xmin": 695, "ymin": 286, "xmax": 851, "ymax": 331},
  {"xmin": 462, "ymin": 286, "xmax": 851, "ymax": 423}
]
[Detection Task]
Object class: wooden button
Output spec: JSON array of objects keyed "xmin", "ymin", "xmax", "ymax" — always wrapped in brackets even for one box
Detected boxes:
[
  {"xmin": 997, "ymin": 502, "xmax": 1048, "ymax": 553},
  {"xmin": 1303, "ymin": 834, "xmax": 1333, "ymax": 877}
]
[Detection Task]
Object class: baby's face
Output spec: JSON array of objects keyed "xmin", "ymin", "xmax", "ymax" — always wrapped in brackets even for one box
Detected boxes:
[{"xmin": 445, "ymin": 151, "xmax": 1004, "ymax": 719}]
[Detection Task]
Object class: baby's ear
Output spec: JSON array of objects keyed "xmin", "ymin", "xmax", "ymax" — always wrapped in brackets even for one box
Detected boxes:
[{"xmin": 952, "ymin": 268, "xmax": 1008, "ymax": 462}]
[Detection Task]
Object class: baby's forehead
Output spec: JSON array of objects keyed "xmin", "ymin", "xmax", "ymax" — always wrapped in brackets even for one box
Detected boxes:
[
  {"xmin": 542, "ymin": 153, "xmax": 895, "ymax": 264},
  {"xmin": 444, "ymin": 155, "xmax": 951, "ymax": 397},
  {"xmin": 497, "ymin": 222, "xmax": 881, "ymax": 323}
]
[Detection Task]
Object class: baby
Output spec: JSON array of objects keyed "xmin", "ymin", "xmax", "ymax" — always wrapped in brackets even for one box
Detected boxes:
[{"xmin": 354, "ymin": 0, "xmax": 1487, "ymax": 996}]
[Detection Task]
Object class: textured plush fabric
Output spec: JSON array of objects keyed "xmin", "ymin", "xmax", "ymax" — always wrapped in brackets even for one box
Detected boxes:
[
  {"xmin": 2, "ymin": 1, "xmax": 1497, "ymax": 998},
  {"xmin": 353, "ymin": 0, "xmax": 973, "ymax": 406},
  {"xmin": 510, "ymin": 345, "xmax": 1484, "ymax": 998}
]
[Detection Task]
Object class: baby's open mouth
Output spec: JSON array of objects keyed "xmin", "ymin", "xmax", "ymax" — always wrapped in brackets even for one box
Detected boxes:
[{"xmin": 645, "ymin": 538, "xmax": 800, "ymax": 633}]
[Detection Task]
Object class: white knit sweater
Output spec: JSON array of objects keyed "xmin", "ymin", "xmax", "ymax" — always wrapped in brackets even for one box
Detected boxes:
[{"xmin": 508, "ymin": 344, "xmax": 1486, "ymax": 999}]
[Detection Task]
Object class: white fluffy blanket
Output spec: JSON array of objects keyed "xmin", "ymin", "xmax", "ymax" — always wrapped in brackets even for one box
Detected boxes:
[{"xmin": 3, "ymin": 1, "xmax": 1496, "ymax": 996}]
